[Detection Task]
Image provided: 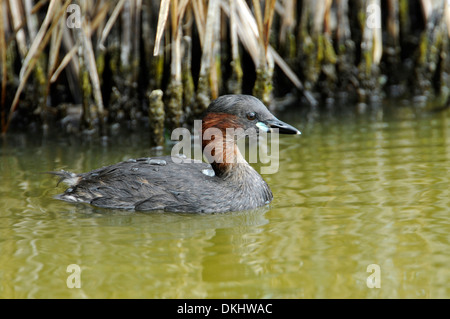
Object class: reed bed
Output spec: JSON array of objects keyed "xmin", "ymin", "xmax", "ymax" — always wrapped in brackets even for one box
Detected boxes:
[{"xmin": 1, "ymin": 0, "xmax": 449, "ymax": 142}]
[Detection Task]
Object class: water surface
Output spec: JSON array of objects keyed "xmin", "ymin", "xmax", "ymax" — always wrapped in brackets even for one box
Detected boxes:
[{"xmin": 1, "ymin": 104, "xmax": 449, "ymax": 298}]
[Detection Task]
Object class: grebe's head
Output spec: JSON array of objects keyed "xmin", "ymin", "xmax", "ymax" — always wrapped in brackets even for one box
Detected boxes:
[{"xmin": 202, "ymin": 94, "xmax": 301, "ymax": 137}]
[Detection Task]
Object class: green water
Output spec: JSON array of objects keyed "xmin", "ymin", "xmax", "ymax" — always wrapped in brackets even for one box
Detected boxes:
[{"xmin": 1, "ymin": 104, "xmax": 449, "ymax": 298}]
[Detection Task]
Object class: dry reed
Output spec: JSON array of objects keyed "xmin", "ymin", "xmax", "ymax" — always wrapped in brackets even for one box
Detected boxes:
[{"xmin": 0, "ymin": 0, "xmax": 449, "ymax": 140}]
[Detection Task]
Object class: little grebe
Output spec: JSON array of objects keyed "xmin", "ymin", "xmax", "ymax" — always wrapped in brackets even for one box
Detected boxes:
[{"xmin": 52, "ymin": 95, "xmax": 300, "ymax": 213}]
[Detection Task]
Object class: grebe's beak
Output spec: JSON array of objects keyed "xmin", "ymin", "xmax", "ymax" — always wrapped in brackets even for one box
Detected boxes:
[{"xmin": 258, "ymin": 118, "xmax": 301, "ymax": 135}]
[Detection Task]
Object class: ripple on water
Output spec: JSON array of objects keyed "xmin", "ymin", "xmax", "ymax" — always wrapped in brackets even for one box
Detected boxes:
[{"xmin": 0, "ymin": 109, "xmax": 449, "ymax": 298}]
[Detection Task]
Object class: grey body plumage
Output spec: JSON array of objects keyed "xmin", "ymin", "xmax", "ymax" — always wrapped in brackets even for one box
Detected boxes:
[{"xmin": 55, "ymin": 155, "xmax": 272, "ymax": 213}]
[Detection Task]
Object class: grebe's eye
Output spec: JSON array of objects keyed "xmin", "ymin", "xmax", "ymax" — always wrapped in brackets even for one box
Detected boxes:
[{"xmin": 246, "ymin": 112, "xmax": 256, "ymax": 121}]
